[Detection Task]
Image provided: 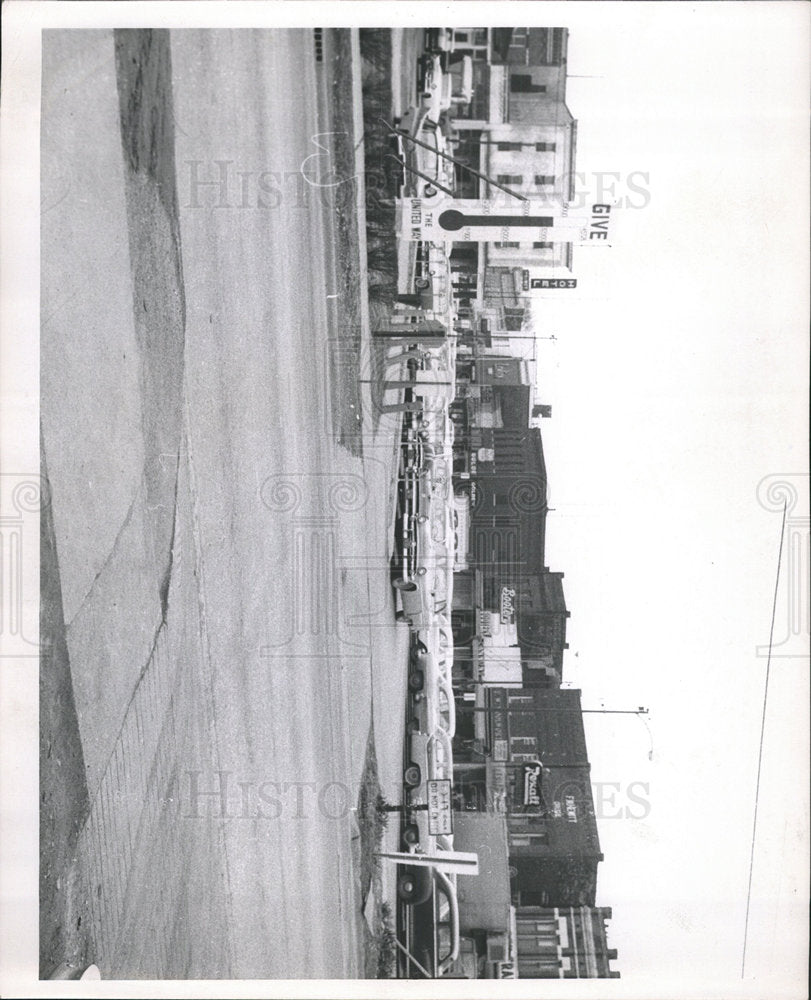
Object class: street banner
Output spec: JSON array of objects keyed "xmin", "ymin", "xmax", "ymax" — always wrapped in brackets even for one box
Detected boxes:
[{"xmin": 398, "ymin": 197, "xmax": 613, "ymax": 245}]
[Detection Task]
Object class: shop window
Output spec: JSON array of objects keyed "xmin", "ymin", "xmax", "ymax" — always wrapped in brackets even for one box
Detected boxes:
[
  {"xmin": 497, "ymin": 174, "xmax": 523, "ymax": 186},
  {"xmin": 510, "ymin": 74, "xmax": 547, "ymax": 94}
]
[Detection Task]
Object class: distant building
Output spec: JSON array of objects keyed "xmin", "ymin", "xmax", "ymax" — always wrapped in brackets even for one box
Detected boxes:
[{"xmin": 513, "ymin": 905, "xmax": 620, "ymax": 978}]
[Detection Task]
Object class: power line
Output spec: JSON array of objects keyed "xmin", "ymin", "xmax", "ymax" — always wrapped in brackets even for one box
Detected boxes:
[{"xmin": 741, "ymin": 499, "xmax": 788, "ymax": 978}]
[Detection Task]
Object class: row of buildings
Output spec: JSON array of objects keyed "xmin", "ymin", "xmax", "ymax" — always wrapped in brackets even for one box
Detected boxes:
[{"xmin": 416, "ymin": 28, "xmax": 620, "ymax": 979}]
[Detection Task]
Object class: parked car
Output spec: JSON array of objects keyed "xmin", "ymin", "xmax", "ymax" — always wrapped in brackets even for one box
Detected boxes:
[
  {"xmin": 404, "ymin": 244, "xmax": 455, "ymax": 320},
  {"xmin": 406, "ymin": 868, "xmax": 461, "ymax": 977},
  {"xmin": 417, "ymin": 614, "xmax": 454, "ymax": 672},
  {"xmin": 409, "ymin": 634, "xmax": 456, "ymax": 739},
  {"xmin": 398, "ymin": 108, "xmax": 453, "ymax": 200},
  {"xmin": 403, "ymin": 724, "xmax": 454, "ymax": 851},
  {"xmin": 393, "ymin": 573, "xmax": 448, "ymax": 629},
  {"xmin": 424, "ymin": 27, "xmax": 455, "ymax": 54},
  {"xmin": 418, "ymin": 54, "xmax": 474, "ymax": 120}
]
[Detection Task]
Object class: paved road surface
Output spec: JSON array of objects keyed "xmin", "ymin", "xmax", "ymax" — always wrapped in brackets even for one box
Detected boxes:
[{"xmin": 41, "ymin": 28, "xmax": 408, "ymax": 979}]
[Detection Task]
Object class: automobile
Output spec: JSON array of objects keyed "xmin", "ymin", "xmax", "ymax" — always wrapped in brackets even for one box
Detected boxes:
[
  {"xmin": 417, "ymin": 613, "xmax": 454, "ymax": 670},
  {"xmin": 419, "ymin": 437, "xmax": 453, "ymax": 505},
  {"xmin": 418, "ymin": 54, "xmax": 474, "ymax": 120},
  {"xmin": 417, "ymin": 53, "xmax": 448, "ymax": 124},
  {"xmin": 414, "ymin": 240, "xmax": 456, "ymax": 320},
  {"xmin": 396, "ymin": 866, "xmax": 461, "ymax": 978},
  {"xmin": 409, "ymin": 634, "xmax": 456, "ymax": 739},
  {"xmin": 403, "ymin": 251, "xmax": 455, "ymax": 321},
  {"xmin": 398, "ymin": 107, "xmax": 454, "ymax": 199},
  {"xmin": 402, "ymin": 724, "xmax": 454, "ymax": 850},
  {"xmin": 401, "ymin": 420, "xmax": 426, "ymax": 476},
  {"xmin": 413, "ymin": 868, "xmax": 461, "ymax": 977},
  {"xmin": 393, "ymin": 564, "xmax": 449, "ymax": 629},
  {"xmin": 452, "ymin": 490, "xmax": 471, "ymax": 571},
  {"xmin": 424, "ymin": 27, "xmax": 455, "ymax": 54},
  {"xmin": 445, "ymin": 55, "xmax": 474, "ymax": 106}
]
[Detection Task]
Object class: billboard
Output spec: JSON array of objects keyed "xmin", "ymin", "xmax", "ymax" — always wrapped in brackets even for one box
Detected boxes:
[{"xmin": 399, "ymin": 198, "xmax": 613, "ymax": 244}]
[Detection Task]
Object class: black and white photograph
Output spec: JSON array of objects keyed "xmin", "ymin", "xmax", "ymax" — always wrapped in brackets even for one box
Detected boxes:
[{"xmin": 0, "ymin": 2, "xmax": 808, "ymax": 996}]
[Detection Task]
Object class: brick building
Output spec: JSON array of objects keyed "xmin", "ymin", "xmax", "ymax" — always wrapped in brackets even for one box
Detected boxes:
[{"xmin": 454, "ymin": 688, "xmax": 603, "ymax": 909}]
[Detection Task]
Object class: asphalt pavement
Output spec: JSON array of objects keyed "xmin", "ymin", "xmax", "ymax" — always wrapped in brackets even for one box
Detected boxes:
[{"xmin": 41, "ymin": 27, "xmax": 409, "ymax": 979}]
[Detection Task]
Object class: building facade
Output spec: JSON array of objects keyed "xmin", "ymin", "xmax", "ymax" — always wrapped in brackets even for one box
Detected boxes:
[
  {"xmin": 513, "ymin": 905, "xmax": 620, "ymax": 978},
  {"xmin": 454, "ymin": 688, "xmax": 603, "ymax": 908}
]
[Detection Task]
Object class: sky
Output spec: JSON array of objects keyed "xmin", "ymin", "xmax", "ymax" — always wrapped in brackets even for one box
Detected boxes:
[{"xmin": 523, "ymin": 3, "xmax": 809, "ymax": 995}]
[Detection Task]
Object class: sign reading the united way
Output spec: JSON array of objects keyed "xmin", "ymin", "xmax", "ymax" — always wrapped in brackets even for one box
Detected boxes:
[{"xmin": 398, "ymin": 198, "xmax": 613, "ymax": 245}]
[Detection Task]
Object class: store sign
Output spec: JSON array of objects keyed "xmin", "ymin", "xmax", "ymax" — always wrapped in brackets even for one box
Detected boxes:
[
  {"xmin": 427, "ymin": 779, "xmax": 454, "ymax": 836},
  {"xmin": 530, "ymin": 278, "xmax": 577, "ymax": 289},
  {"xmin": 565, "ymin": 794, "xmax": 578, "ymax": 823},
  {"xmin": 500, "ymin": 587, "xmax": 516, "ymax": 624},
  {"xmin": 523, "ymin": 761, "xmax": 543, "ymax": 806},
  {"xmin": 521, "ymin": 269, "xmax": 530, "ymax": 291},
  {"xmin": 493, "ymin": 739, "xmax": 509, "ymax": 762},
  {"xmin": 552, "ymin": 801, "xmax": 563, "ymax": 818}
]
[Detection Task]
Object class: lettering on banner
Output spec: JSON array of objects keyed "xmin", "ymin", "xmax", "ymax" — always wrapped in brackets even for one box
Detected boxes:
[{"xmin": 588, "ymin": 203, "xmax": 611, "ymax": 241}]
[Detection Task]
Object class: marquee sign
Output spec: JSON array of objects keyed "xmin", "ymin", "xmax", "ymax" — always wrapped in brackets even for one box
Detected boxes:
[{"xmin": 399, "ymin": 198, "xmax": 613, "ymax": 245}]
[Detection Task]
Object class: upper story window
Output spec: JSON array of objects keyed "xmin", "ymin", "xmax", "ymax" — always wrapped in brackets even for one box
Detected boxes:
[
  {"xmin": 534, "ymin": 175, "xmax": 555, "ymax": 186},
  {"xmin": 497, "ymin": 174, "xmax": 523, "ymax": 186}
]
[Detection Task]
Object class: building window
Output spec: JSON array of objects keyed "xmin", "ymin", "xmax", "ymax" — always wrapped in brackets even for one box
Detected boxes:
[
  {"xmin": 497, "ymin": 174, "xmax": 523, "ymax": 186},
  {"xmin": 494, "ymin": 242, "xmax": 520, "ymax": 249},
  {"xmin": 510, "ymin": 74, "xmax": 547, "ymax": 94},
  {"xmin": 534, "ymin": 175, "xmax": 555, "ymax": 186},
  {"xmin": 497, "ymin": 142, "xmax": 522, "ymax": 151},
  {"xmin": 535, "ymin": 142, "xmax": 556, "ymax": 152},
  {"xmin": 533, "ymin": 242, "xmax": 553, "ymax": 249},
  {"xmin": 510, "ymin": 832, "xmax": 550, "ymax": 846}
]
